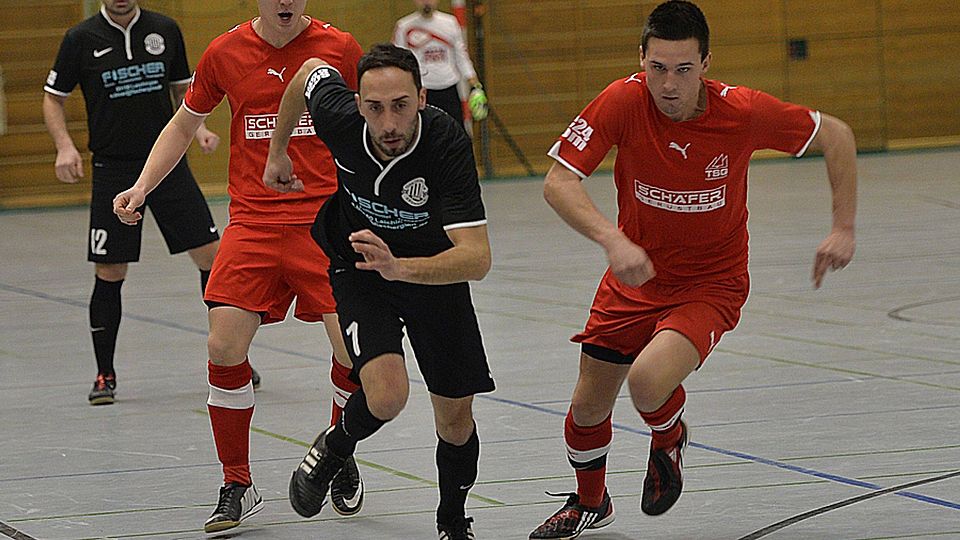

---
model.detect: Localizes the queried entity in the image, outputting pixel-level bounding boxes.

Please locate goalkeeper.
[394,0,488,125]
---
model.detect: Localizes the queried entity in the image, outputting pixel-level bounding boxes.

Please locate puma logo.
[267,67,287,82]
[669,141,690,159]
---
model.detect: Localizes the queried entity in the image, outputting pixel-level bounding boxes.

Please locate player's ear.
[418,87,427,110]
[354,93,361,111]
[701,51,711,74]
[639,45,646,70]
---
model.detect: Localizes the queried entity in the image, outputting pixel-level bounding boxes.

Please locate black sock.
[326,388,387,457]
[436,425,479,526]
[200,269,211,297]
[89,277,123,377]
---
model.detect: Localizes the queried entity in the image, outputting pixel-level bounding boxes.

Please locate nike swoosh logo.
[91,327,106,332]
[93,47,113,58]
[209,226,218,233]
[343,478,363,507]
[459,482,474,491]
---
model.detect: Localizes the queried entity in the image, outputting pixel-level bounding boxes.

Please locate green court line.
[714,347,960,392]
[193,409,504,507]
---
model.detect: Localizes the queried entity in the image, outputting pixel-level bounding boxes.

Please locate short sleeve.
[44,30,82,96]
[749,90,821,157]
[168,22,192,83]
[183,46,224,116]
[547,80,626,178]
[304,65,359,143]
[436,120,486,229]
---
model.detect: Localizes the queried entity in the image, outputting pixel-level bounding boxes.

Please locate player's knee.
[206,333,245,365]
[366,392,406,420]
[569,393,613,426]
[626,367,669,412]
[95,263,128,282]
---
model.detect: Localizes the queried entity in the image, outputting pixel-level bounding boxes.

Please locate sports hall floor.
[1,148,958,539]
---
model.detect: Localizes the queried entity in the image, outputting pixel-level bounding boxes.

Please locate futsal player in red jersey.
[113,0,365,532]
[529,2,857,538]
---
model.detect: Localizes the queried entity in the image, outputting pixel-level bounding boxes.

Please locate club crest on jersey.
[705,153,728,181]
[401,177,429,207]
[144,33,165,55]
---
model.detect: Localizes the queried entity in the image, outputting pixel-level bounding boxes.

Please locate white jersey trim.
[43,86,70,97]
[182,102,211,118]
[547,141,588,179]
[364,113,424,196]
[443,219,487,231]
[795,110,822,157]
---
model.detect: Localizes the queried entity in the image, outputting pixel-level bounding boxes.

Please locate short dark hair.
[357,43,422,91]
[641,0,710,60]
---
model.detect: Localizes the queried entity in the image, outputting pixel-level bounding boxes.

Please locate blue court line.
[6,282,960,512]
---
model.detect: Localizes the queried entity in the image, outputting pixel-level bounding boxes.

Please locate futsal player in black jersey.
[41,0,259,405]
[264,44,493,540]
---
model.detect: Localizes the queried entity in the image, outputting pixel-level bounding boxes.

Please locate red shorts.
[572,270,750,364]
[204,222,335,324]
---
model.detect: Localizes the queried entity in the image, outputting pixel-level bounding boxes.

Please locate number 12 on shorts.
[90,229,108,255]
[345,320,361,357]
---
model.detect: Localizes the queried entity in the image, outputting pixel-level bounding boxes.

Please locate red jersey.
[185,18,362,225]
[549,72,820,287]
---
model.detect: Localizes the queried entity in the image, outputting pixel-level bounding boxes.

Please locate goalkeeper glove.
[468,83,488,121]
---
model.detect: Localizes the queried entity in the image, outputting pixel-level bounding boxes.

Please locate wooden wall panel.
[784,0,880,37]
[3,0,960,206]
[882,31,960,142]
[785,37,885,148]
[881,0,960,32]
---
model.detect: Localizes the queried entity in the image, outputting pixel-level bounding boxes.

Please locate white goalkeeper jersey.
[393,10,477,90]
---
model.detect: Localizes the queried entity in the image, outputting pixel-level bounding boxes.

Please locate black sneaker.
[251,366,261,391]
[88,374,115,405]
[529,491,614,539]
[289,427,346,518]
[641,419,688,516]
[330,455,364,515]
[438,516,475,540]
[203,482,264,533]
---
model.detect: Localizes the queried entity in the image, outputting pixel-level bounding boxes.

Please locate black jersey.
[305,65,486,264]
[44,7,192,162]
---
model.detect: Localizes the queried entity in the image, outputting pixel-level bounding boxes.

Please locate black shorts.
[88,158,219,263]
[426,85,463,123]
[330,267,495,399]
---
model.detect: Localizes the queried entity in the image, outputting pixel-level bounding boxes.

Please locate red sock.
[207,359,254,486]
[330,356,359,426]
[565,410,612,508]
[640,385,686,450]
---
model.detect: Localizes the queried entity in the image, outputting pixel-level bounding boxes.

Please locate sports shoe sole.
[203,497,264,533]
[89,395,115,406]
[331,476,364,516]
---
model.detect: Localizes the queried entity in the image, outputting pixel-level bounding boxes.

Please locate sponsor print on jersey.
[705,154,728,181]
[562,115,593,151]
[47,70,58,86]
[401,177,429,207]
[244,112,315,140]
[305,67,334,97]
[101,61,166,99]
[634,180,726,213]
[144,33,165,55]
[345,185,430,230]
